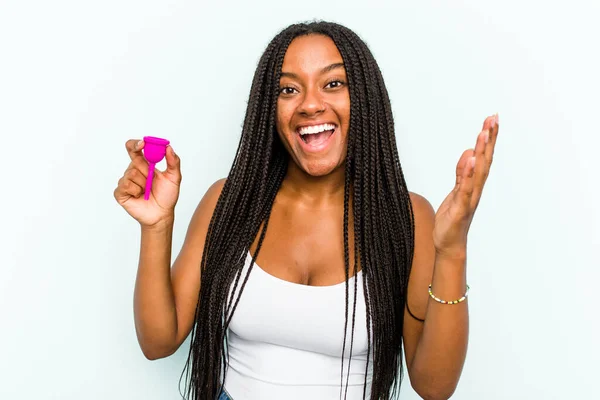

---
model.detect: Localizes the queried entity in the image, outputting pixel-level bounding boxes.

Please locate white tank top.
[223,251,373,400]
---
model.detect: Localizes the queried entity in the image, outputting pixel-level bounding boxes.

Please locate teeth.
[298,123,336,135]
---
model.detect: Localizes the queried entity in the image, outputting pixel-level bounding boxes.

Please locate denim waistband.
[218,388,232,400]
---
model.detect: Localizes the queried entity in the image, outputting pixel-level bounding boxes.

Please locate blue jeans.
[218,389,232,400]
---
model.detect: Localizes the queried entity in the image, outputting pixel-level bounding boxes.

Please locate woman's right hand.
[114,139,182,228]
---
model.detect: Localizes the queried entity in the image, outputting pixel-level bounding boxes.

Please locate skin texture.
[115,32,499,400]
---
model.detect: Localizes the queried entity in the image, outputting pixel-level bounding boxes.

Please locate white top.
[223,252,373,400]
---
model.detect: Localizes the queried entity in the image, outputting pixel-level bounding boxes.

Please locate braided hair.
[180,21,415,400]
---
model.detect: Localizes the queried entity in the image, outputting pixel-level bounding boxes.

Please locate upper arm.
[403,192,436,371]
[170,178,226,351]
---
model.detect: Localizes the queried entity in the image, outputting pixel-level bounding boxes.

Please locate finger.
[484,113,499,167]
[125,139,146,162]
[455,149,475,188]
[164,145,182,181]
[129,156,151,179]
[481,115,495,131]
[124,140,150,175]
[456,155,476,208]
[472,129,489,199]
[124,166,148,189]
[114,176,144,200]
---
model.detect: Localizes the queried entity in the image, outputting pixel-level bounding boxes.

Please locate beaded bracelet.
[428,284,470,305]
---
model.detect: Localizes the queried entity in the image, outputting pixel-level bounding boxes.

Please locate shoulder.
[187,178,227,229]
[409,191,435,224]
[206,178,227,198]
[406,191,436,311]
[409,191,436,250]
[407,191,436,264]
[200,178,227,208]
[407,191,435,262]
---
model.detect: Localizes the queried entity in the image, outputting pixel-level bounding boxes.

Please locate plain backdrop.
[1,0,598,399]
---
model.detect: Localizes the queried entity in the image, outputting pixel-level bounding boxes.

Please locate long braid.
[333,29,374,400]
[333,27,369,399]
[180,21,415,400]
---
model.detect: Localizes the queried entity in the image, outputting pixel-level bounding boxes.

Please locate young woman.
[114,21,499,400]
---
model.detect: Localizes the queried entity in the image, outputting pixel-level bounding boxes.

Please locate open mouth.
[297,123,337,148]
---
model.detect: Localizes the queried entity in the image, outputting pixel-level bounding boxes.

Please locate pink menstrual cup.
[142,136,170,200]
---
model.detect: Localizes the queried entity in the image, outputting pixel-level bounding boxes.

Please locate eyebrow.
[280,62,345,79]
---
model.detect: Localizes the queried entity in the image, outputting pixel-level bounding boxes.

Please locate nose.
[298,86,325,116]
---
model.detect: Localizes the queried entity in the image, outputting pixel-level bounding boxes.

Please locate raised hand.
[113,139,182,227]
[433,114,499,256]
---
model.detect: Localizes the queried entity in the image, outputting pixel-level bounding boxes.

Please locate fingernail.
[484,130,490,144]
[490,117,496,129]
[137,140,143,149]
[470,156,476,169]
[495,113,499,125]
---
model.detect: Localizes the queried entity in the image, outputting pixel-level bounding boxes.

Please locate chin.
[300,158,342,177]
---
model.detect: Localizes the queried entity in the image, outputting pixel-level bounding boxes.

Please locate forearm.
[133,217,178,359]
[410,251,469,398]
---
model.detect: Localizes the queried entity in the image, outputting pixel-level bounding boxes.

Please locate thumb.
[164,145,181,177]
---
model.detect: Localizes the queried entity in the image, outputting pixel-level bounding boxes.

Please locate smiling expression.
[276,34,350,177]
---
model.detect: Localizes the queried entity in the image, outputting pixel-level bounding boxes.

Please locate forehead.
[281,34,344,73]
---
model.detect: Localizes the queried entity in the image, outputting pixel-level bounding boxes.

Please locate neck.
[280,160,347,209]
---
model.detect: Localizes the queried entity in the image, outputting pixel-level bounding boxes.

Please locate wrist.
[141,214,175,233]
[435,245,467,262]
[432,249,468,297]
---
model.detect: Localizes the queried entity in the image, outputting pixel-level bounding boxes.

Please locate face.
[276,34,350,177]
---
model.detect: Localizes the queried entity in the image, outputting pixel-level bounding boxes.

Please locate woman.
[114,21,498,400]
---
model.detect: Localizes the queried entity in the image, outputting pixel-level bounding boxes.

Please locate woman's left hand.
[432,114,499,257]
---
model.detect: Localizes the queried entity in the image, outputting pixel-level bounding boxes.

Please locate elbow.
[142,349,166,361]
[411,380,458,400]
[409,368,459,400]
[141,345,175,360]
[139,339,177,361]
[135,327,179,360]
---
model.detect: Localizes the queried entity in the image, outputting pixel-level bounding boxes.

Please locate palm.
[432,115,499,253]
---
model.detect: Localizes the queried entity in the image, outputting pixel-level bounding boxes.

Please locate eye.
[279,86,298,95]
[325,80,345,89]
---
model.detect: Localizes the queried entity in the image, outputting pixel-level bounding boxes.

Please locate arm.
[402,193,468,400]
[133,178,225,360]
[403,114,499,399]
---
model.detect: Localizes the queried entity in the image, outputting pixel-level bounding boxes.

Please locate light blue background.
[1,0,598,398]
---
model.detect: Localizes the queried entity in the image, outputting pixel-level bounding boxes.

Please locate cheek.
[332,96,350,124]
[276,103,292,134]
[275,106,294,153]
[336,106,351,142]
[276,103,289,132]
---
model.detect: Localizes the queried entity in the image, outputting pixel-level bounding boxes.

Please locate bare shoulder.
[202,178,227,207]
[179,177,227,255]
[407,191,436,290]
[183,178,227,232]
[408,191,437,258]
[407,191,436,293]
[409,191,435,221]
